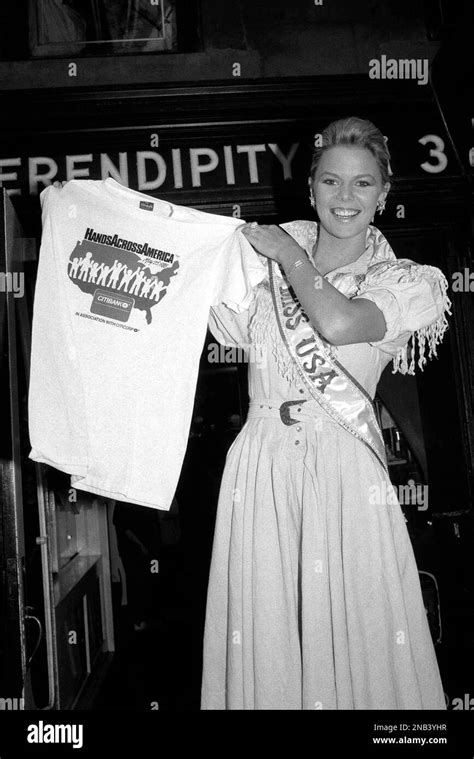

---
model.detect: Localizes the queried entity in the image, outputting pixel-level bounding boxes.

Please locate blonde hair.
[310,117,392,186]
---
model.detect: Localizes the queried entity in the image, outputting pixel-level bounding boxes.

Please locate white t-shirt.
[28,178,265,510]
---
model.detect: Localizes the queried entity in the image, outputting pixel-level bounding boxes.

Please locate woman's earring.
[376,198,386,214]
[309,190,316,209]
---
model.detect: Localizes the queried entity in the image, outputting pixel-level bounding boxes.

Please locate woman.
[201,117,450,710]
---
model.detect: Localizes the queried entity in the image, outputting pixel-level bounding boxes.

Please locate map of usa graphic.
[68,239,179,324]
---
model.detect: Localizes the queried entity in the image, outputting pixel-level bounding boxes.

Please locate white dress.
[201,222,450,710]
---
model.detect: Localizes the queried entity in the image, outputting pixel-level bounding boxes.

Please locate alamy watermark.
[27,720,83,749]
[0,696,24,709]
[0,271,24,298]
[369,479,428,511]
[207,342,267,369]
[369,55,429,86]
[451,268,474,292]
[445,692,474,710]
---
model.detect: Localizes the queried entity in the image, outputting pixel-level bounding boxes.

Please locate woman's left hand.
[240,223,304,265]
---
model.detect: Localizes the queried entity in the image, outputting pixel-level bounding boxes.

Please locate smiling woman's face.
[311,145,389,241]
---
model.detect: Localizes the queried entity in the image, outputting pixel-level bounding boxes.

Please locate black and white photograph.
[0,0,473,752]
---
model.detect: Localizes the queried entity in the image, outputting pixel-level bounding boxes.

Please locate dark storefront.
[0,0,473,727]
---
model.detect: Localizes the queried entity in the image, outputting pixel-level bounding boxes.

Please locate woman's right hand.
[52,180,68,189]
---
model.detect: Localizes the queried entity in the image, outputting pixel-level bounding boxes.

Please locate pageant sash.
[268,259,388,473]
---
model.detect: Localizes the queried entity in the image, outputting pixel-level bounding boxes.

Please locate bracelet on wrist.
[285,257,314,279]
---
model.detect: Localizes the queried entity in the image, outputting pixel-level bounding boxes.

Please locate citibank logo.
[91,288,134,322]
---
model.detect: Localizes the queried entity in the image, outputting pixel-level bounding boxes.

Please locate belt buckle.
[279,400,307,426]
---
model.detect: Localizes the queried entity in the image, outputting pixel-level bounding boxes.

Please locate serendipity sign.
[0,102,459,202]
[0,139,302,198]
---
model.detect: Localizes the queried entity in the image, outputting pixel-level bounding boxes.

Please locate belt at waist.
[247,397,332,427]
